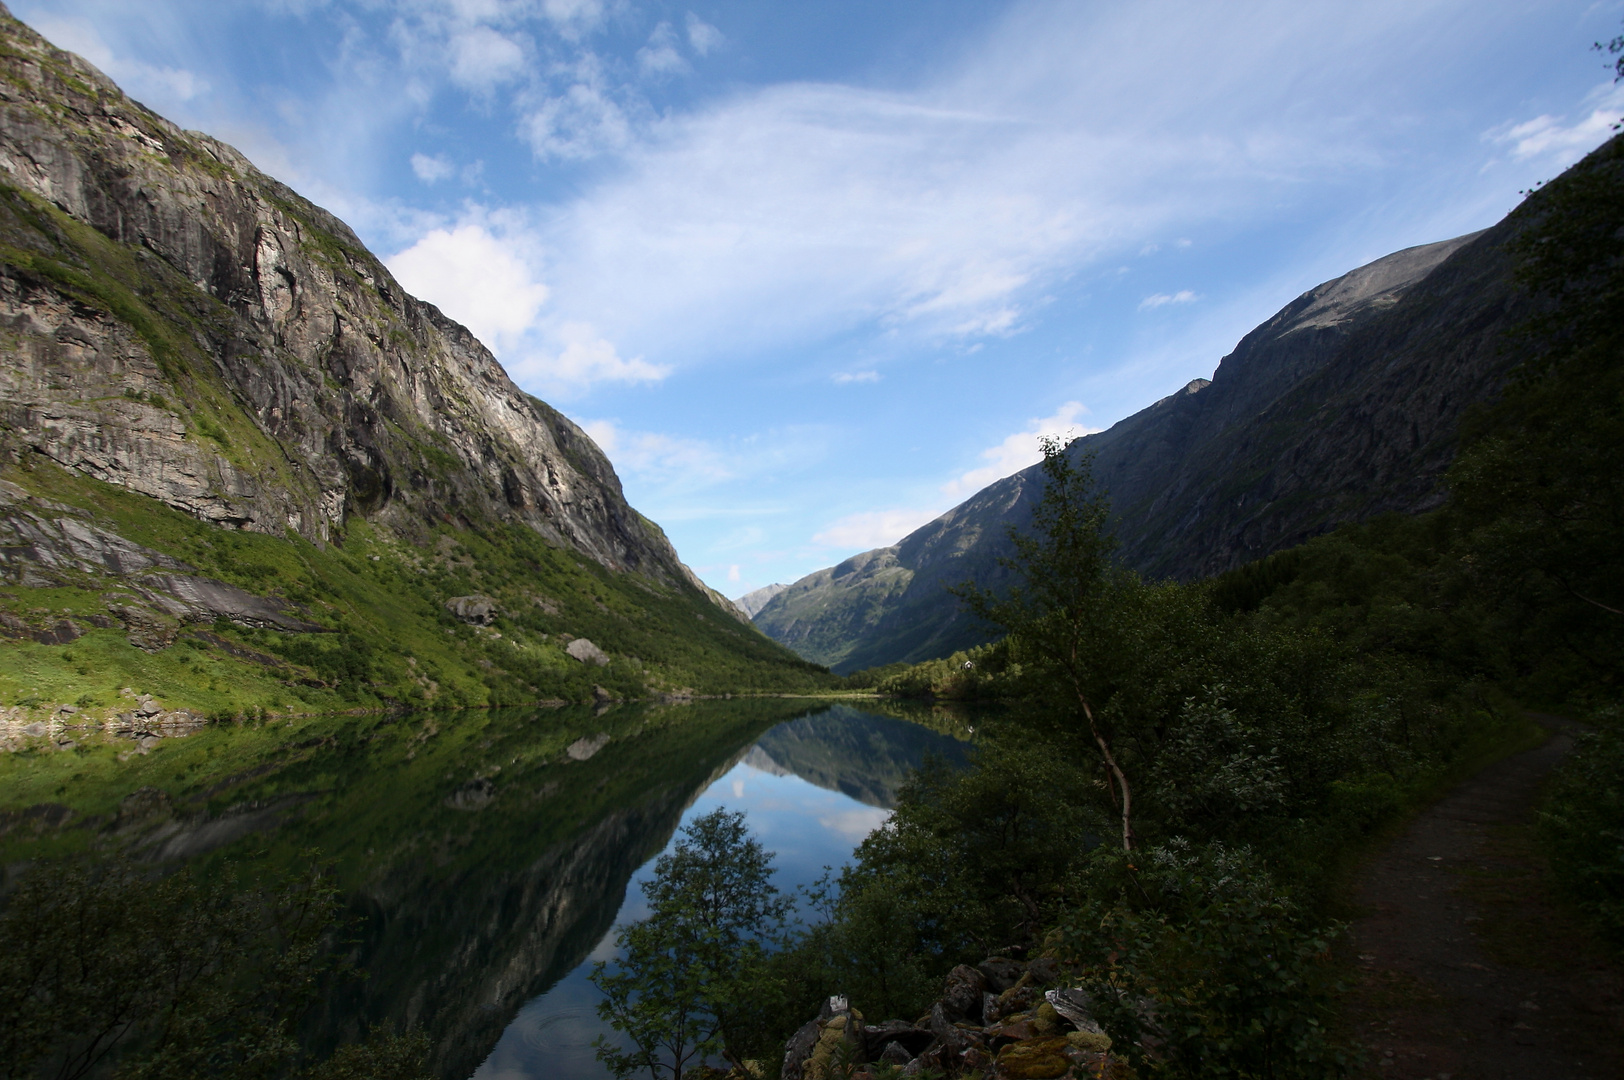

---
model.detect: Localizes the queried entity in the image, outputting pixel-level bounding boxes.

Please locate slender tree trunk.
[1078,695,1134,852]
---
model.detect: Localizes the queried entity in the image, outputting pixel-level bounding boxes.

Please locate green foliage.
[1540,716,1624,944]
[592,809,793,1079]
[0,856,425,1080]
[1056,842,1351,1080]
[0,459,832,720]
[1447,134,1624,702]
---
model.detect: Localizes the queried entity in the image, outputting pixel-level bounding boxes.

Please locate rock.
[1026,957,1061,984]
[1066,1028,1112,1053]
[592,684,615,703]
[1045,988,1105,1035]
[445,777,495,810]
[941,963,988,1021]
[565,637,609,665]
[861,1021,933,1061]
[983,991,1003,1025]
[996,1036,1071,1079]
[21,723,45,736]
[877,1040,911,1066]
[781,1018,822,1080]
[446,595,498,625]
[927,1002,969,1055]
[565,733,610,761]
[1032,1001,1064,1037]
[978,957,1025,992]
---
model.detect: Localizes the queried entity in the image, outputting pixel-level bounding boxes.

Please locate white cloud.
[1138,290,1198,311]
[685,12,723,56]
[581,419,731,486]
[812,507,942,549]
[447,25,525,90]
[1486,81,1624,168]
[832,370,880,384]
[410,152,455,182]
[638,22,688,77]
[727,564,741,583]
[385,222,550,350]
[518,54,633,160]
[940,402,1096,498]
[29,16,207,101]
[525,322,669,390]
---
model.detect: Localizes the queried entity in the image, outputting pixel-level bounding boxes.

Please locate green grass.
[0,456,833,720]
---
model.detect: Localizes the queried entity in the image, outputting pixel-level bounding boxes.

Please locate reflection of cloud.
[819,806,892,841]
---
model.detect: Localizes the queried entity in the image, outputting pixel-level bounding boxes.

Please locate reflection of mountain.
[748,706,972,809]
[243,699,822,1079]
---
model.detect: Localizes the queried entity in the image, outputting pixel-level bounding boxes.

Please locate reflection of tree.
[274,700,823,1078]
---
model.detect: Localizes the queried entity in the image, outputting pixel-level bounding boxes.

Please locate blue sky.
[15,0,1624,597]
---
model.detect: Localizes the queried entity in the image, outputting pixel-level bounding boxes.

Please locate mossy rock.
[996,1036,1071,1079]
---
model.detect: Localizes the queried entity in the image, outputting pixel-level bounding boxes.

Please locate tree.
[592,808,791,1079]
[957,437,1148,850]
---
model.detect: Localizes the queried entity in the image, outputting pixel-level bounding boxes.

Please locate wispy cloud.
[812,507,941,549]
[581,420,734,487]
[1486,81,1624,168]
[940,402,1097,498]
[1138,289,1198,311]
[410,151,455,182]
[832,370,880,384]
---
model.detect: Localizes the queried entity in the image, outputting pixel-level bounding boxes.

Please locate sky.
[13,0,1624,598]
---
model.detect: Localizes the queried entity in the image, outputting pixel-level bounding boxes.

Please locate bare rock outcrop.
[0,4,741,619]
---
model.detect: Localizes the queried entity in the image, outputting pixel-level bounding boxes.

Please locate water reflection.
[469,705,970,1080]
[7,697,972,1079]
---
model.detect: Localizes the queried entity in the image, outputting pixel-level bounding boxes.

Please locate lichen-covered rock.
[996,1036,1071,1079]
[781,958,1129,1079]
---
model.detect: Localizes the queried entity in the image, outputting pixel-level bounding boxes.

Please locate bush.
[1540,717,1624,943]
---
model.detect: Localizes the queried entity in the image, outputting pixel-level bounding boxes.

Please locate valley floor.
[1343,717,1623,1079]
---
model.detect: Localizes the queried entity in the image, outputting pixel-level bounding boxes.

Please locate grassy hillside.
[0,457,832,727]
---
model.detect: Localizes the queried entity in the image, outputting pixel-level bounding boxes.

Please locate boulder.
[446,595,499,625]
[978,956,1025,992]
[996,1036,1071,1079]
[565,637,609,665]
[941,963,988,1020]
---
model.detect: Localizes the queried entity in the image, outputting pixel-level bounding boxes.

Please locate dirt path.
[1345,722,1624,1079]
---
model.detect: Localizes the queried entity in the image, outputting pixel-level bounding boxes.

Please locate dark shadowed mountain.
[755,218,1543,673]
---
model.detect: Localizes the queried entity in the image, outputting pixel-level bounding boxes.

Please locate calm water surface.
[467,704,970,1080]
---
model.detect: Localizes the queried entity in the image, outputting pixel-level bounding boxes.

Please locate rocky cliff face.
[0,4,720,599]
[755,219,1540,672]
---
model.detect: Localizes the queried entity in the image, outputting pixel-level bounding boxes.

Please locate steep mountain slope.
[756,216,1541,672]
[0,6,824,719]
[734,582,789,618]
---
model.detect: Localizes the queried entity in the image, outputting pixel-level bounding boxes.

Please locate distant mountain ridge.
[754,221,1538,673]
[734,583,789,618]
